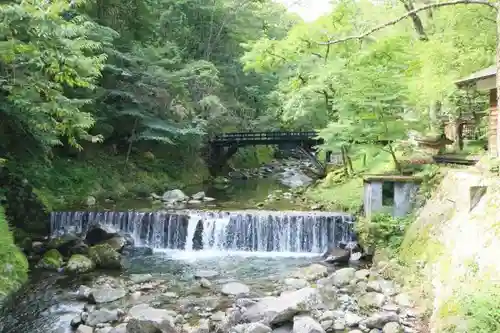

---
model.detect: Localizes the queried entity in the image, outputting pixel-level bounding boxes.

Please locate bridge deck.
[210,131,321,145]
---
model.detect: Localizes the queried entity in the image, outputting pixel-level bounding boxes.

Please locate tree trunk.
[387,143,402,174]
[125,118,138,167]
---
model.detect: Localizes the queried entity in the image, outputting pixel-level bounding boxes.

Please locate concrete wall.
[393,182,419,217]
[363,180,419,218]
[363,181,383,218]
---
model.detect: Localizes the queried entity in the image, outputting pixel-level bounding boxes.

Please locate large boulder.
[162,189,188,203]
[101,236,128,253]
[291,264,328,281]
[322,247,350,264]
[66,254,95,274]
[293,315,325,333]
[89,286,127,304]
[126,304,176,333]
[37,249,63,270]
[47,234,81,257]
[242,287,321,325]
[86,308,121,326]
[88,244,123,270]
[85,225,116,246]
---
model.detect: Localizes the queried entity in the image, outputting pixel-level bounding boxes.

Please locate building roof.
[455,65,496,87]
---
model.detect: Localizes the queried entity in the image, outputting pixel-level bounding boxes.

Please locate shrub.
[0,206,28,298]
[356,213,413,252]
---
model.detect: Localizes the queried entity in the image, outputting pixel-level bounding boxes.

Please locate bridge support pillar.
[326,150,332,163]
[206,144,239,177]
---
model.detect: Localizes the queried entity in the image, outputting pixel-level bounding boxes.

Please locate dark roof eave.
[455,65,496,88]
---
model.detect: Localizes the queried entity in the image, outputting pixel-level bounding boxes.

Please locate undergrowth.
[0,207,28,299]
[356,213,413,254]
[440,282,500,333]
[7,144,274,210]
[8,149,208,210]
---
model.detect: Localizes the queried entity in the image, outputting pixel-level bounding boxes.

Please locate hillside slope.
[400,167,500,332]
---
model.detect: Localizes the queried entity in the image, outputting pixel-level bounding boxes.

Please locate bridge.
[205,131,331,176]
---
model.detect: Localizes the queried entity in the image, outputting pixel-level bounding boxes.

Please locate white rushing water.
[50,210,355,254]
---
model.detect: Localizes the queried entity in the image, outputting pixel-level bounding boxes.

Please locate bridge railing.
[210,131,320,142]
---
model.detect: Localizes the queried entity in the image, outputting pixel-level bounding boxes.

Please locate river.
[0,172,356,333]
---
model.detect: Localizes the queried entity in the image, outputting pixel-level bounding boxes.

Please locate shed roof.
[455,65,496,87]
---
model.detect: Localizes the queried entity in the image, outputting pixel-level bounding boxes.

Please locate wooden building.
[455,65,498,156]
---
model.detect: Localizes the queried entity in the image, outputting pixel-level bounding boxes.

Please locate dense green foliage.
[0,207,28,298]
[356,213,413,252]
[242,0,493,172]
[0,0,297,207]
[448,284,500,333]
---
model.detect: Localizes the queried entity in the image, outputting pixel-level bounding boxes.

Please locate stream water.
[0,176,356,333]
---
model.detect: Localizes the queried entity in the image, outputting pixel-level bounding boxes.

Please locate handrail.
[211,131,320,142]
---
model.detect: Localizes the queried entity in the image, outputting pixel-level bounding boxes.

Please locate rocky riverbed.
[7,257,423,333]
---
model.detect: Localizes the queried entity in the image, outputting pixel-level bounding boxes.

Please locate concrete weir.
[50,210,355,253]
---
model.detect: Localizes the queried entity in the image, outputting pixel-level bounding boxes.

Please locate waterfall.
[50,210,355,253]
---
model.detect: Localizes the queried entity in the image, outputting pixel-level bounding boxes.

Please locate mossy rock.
[88,244,123,270]
[38,248,63,270]
[47,234,81,256]
[66,254,95,274]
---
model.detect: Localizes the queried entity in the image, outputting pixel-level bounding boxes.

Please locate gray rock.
[199,278,212,289]
[231,323,272,333]
[126,304,176,333]
[383,322,402,333]
[394,293,413,308]
[86,309,120,326]
[95,328,113,333]
[360,312,399,329]
[221,282,250,296]
[76,325,93,333]
[188,200,202,204]
[367,280,398,296]
[77,285,92,300]
[322,248,350,264]
[293,315,325,333]
[354,269,370,280]
[345,312,363,327]
[193,319,210,333]
[162,189,188,203]
[191,192,205,200]
[284,278,309,290]
[129,274,153,284]
[194,270,219,279]
[333,318,346,331]
[347,331,363,333]
[242,287,321,325]
[382,304,399,313]
[66,254,95,273]
[320,320,332,331]
[358,292,386,309]
[89,287,127,304]
[332,268,356,287]
[366,280,383,293]
[291,264,328,281]
[88,244,123,270]
[211,311,226,322]
[271,324,293,333]
[71,315,82,328]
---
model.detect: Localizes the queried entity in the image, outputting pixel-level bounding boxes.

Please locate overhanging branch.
[319,0,497,45]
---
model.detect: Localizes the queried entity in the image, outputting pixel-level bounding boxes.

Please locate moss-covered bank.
[0,207,28,299]
[6,145,273,211]
[395,166,500,332]
[357,161,500,333]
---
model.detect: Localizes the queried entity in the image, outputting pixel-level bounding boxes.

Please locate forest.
[0,0,496,209]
